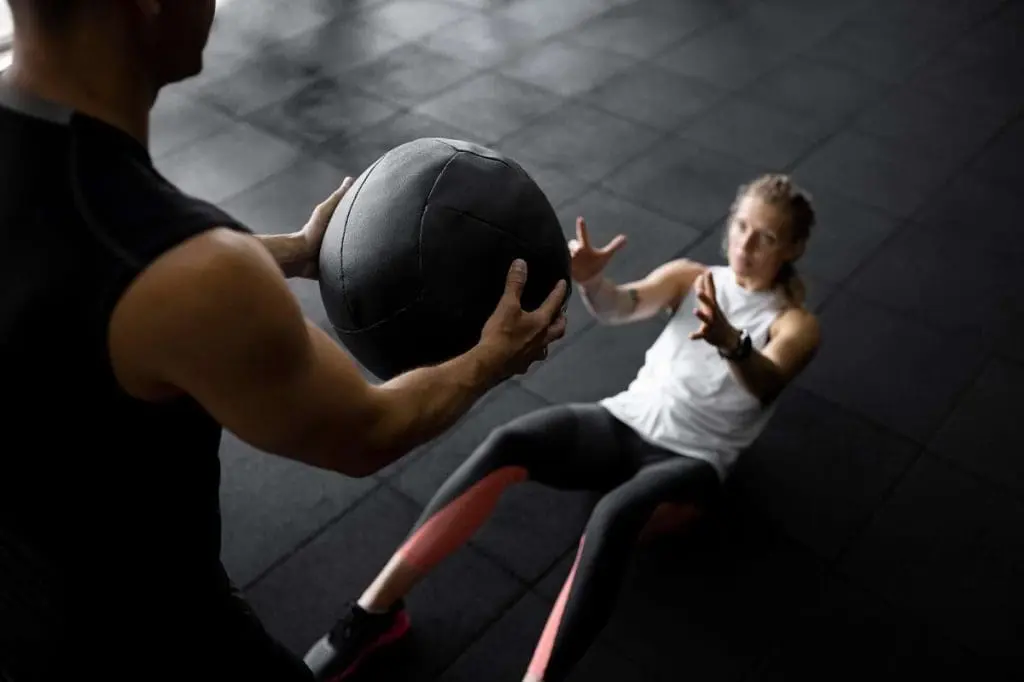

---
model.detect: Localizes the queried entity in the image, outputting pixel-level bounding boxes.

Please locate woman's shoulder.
[771,304,820,344]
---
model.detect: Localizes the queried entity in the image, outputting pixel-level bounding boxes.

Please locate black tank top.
[0,78,251,673]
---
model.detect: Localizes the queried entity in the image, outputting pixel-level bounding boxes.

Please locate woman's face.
[726,194,801,284]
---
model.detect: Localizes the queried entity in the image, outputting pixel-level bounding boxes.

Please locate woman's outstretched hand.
[689,271,740,350]
[567,216,627,285]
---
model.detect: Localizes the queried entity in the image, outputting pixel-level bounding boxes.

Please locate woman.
[303,173,822,682]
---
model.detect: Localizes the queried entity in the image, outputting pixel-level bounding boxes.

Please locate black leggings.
[394,403,721,682]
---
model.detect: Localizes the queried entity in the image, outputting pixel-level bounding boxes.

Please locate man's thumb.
[504,259,528,300]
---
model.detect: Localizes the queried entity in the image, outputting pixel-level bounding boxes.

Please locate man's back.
[0,78,248,677]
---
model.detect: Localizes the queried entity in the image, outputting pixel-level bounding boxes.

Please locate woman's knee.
[475,405,577,469]
[585,485,710,545]
[638,502,705,543]
[473,423,533,471]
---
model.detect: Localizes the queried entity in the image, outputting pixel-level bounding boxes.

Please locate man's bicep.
[187,316,384,472]
[110,229,383,473]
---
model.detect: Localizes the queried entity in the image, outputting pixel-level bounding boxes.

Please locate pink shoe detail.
[329,611,411,681]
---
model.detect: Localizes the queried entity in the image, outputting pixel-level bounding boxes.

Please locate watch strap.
[719,329,752,361]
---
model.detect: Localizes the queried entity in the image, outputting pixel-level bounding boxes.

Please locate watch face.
[722,329,751,360]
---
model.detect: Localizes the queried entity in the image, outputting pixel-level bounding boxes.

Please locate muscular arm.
[724,308,821,405]
[108,228,505,478]
[255,233,309,279]
[580,259,705,325]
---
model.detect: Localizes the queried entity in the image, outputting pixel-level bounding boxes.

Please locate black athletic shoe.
[303,600,411,681]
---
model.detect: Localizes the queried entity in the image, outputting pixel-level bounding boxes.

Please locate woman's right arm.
[580,258,706,325]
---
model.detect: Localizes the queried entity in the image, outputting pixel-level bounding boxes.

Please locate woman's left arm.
[723,309,821,405]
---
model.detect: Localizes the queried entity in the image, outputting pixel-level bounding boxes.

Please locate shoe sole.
[326,611,412,682]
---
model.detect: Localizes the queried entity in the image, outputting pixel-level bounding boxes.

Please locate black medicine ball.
[318,137,571,381]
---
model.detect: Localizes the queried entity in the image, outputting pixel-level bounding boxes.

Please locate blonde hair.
[722,173,816,306]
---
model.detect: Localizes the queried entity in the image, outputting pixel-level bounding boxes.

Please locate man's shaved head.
[7,0,86,30]
[4,0,218,89]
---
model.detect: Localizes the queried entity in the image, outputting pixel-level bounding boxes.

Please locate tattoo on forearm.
[581,277,639,322]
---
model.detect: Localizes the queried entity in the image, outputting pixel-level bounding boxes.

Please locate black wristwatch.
[719,328,752,361]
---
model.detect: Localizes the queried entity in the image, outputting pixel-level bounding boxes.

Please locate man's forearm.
[580,276,639,324]
[257,233,308,278]
[365,344,504,468]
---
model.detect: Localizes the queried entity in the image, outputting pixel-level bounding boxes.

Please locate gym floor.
[148,0,1024,679]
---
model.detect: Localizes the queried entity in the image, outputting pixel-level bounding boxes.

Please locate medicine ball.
[318,137,571,381]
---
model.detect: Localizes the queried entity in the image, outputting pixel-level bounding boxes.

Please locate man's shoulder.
[107,225,299,401]
[69,137,252,271]
[131,226,270,295]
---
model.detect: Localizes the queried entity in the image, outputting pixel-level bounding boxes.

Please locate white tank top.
[600,265,787,481]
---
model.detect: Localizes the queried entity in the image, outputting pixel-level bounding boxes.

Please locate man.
[0,1,566,679]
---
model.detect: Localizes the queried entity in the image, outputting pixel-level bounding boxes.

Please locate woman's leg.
[360,403,636,611]
[304,403,637,680]
[525,454,720,682]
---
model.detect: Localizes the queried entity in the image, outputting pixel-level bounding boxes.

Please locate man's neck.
[3,34,155,145]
